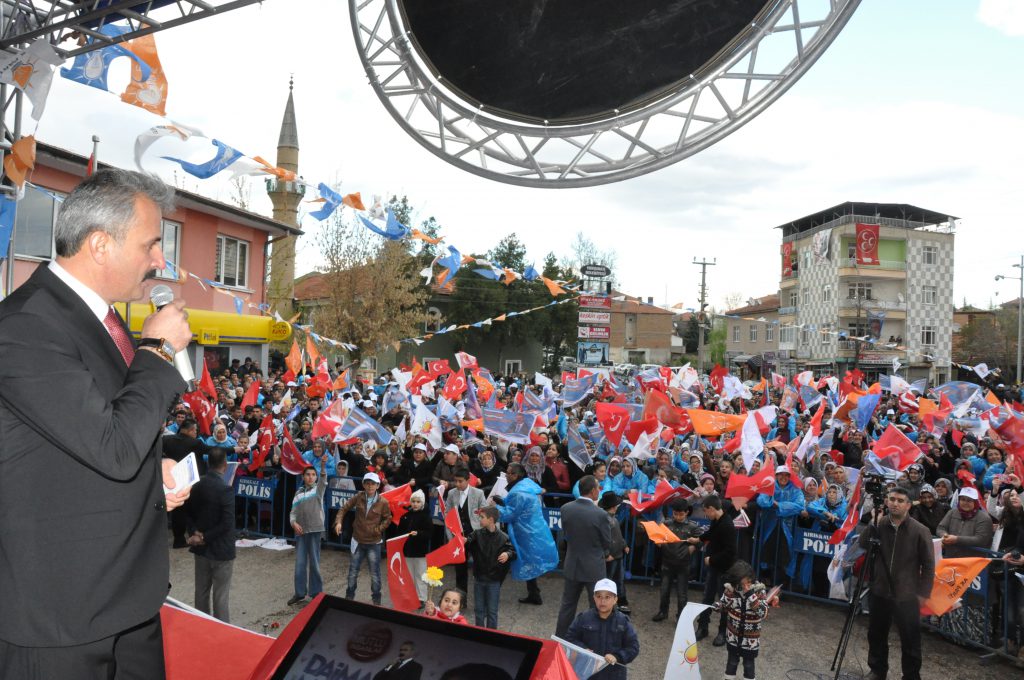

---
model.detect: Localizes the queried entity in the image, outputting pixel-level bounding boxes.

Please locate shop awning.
[115,302,292,345]
[732,354,754,364]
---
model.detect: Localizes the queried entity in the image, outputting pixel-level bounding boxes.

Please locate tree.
[566,232,617,287]
[681,314,700,353]
[957,307,1018,372]
[707,318,727,366]
[489,233,528,271]
[311,210,427,360]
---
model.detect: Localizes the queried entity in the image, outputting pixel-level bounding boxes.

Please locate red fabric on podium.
[244,594,326,680]
[161,605,273,680]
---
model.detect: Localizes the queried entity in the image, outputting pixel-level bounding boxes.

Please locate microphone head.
[150,284,175,308]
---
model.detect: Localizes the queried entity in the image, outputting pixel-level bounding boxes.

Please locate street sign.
[578,326,610,340]
[581,263,611,278]
[578,295,612,310]
[578,311,611,324]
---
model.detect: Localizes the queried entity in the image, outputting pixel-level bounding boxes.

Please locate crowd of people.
[163,353,1024,678]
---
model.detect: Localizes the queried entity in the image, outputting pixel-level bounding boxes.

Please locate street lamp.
[995,253,1023,385]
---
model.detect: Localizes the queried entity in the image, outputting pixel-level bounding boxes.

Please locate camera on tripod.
[862,471,888,509]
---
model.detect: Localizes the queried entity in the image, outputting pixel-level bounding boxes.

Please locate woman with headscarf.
[398,489,434,606]
[910,484,946,536]
[903,463,926,501]
[611,458,649,498]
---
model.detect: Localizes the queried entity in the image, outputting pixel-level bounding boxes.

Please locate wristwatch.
[138,337,175,363]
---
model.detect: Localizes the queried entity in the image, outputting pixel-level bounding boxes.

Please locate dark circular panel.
[398,0,774,124]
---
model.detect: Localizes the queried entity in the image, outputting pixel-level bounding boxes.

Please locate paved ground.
[169,536,1020,679]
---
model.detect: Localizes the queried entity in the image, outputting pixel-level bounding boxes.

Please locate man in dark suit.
[373,641,423,680]
[163,418,233,547]
[186,448,236,623]
[0,169,192,679]
[555,474,612,637]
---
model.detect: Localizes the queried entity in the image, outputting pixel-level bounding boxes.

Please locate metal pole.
[1017,255,1023,385]
[693,257,716,373]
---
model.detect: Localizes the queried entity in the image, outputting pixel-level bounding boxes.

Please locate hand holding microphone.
[143,285,195,388]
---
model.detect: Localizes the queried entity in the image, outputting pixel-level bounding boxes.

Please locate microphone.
[150,284,197,391]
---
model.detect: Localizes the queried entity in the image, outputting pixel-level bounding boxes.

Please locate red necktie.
[103,307,135,366]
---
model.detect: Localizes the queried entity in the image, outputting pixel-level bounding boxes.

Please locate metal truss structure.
[1,1,262,293]
[350,0,862,188]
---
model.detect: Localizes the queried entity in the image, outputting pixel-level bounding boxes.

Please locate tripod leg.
[831,541,874,678]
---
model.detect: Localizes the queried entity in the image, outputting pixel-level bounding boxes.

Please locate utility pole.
[694,257,716,373]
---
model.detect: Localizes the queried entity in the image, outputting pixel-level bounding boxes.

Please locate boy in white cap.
[563,578,639,679]
[334,471,392,604]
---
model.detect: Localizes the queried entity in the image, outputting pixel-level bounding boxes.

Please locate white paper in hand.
[163,452,200,494]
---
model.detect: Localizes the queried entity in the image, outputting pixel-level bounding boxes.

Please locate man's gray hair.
[55,168,175,257]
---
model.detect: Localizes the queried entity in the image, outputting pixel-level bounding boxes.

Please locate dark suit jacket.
[560,496,612,582]
[185,471,236,561]
[373,659,423,680]
[0,265,184,646]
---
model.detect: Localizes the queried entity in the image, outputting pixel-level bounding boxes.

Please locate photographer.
[858,486,934,680]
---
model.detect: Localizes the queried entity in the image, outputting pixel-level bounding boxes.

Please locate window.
[780,326,795,344]
[923,245,937,265]
[923,285,937,305]
[749,325,757,342]
[802,289,810,305]
[360,357,378,372]
[765,325,775,342]
[921,325,936,346]
[732,325,740,342]
[215,235,249,288]
[157,220,180,280]
[800,328,810,345]
[847,241,856,259]
[13,186,62,259]
[848,282,873,300]
[789,292,798,307]
[848,321,869,337]
[425,306,443,333]
[821,325,832,344]
[823,285,832,302]
[504,360,522,375]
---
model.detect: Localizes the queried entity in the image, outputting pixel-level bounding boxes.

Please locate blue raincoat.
[756,479,805,577]
[497,477,558,581]
[797,492,849,588]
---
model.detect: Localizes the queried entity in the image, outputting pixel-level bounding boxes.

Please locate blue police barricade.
[234,474,278,537]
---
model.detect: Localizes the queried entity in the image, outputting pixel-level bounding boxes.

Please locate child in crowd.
[598,491,630,614]
[652,499,702,622]
[288,456,327,606]
[564,578,639,679]
[397,490,433,606]
[711,560,779,680]
[423,587,469,625]
[465,506,516,629]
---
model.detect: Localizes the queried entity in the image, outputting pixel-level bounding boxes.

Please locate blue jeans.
[474,580,502,629]
[346,542,382,603]
[294,532,323,598]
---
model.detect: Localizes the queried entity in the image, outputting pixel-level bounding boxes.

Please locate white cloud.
[977,0,1024,37]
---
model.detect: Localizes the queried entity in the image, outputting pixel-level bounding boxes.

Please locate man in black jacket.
[859,486,935,680]
[186,448,237,623]
[162,418,232,547]
[466,506,516,629]
[696,494,737,645]
[555,475,612,637]
[373,641,423,680]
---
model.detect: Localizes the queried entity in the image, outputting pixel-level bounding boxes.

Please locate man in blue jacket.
[495,463,558,605]
[564,578,639,679]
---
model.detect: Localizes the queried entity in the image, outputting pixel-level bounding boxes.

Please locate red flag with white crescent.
[280,428,307,476]
[426,508,466,567]
[386,534,422,613]
[725,459,776,500]
[855,223,880,266]
[248,414,276,474]
[829,477,863,545]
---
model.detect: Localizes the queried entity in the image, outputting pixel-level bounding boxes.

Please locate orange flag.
[410,229,443,245]
[285,340,303,377]
[917,397,938,417]
[541,276,567,296]
[501,268,517,286]
[305,334,322,368]
[921,557,991,616]
[121,34,168,115]
[332,369,351,392]
[985,390,1001,406]
[342,192,365,210]
[753,377,767,393]
[640,521,681,544]
[461,418,483,432]
[685,409,746,436]
[3,135,35,188]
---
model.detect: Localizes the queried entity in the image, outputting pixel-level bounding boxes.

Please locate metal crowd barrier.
[230,474,1022,663]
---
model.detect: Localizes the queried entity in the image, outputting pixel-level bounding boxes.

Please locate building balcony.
[835,338,902,357]
[265,179,306,196]
[780,272,799,289]
[837,297,907,320]
[837,258,906,280]
[778,306,796,316]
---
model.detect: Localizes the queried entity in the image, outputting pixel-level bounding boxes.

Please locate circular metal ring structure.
[349,0,862,188]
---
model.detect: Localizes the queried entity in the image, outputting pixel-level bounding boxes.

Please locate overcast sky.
[37,0,1024,311]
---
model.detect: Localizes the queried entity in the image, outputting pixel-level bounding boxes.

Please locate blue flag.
[523,264,540,281]
[436,245,462,277]
[309,183,343,221]
[163,139,244,179]
[463,378,483,420]
[854,393,881,431]
[482,407,537,445]
[933,381,981,408]
[567,426,591,471]
[338,406,394,445]
[559,374,597,406]
[60,24,151,91]
[358,208,410,240]
[0,195,15,260]
[473,267,501,280]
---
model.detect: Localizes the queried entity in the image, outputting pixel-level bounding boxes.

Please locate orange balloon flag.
[920,557,991,617]
[685,409,746,436]
[284,340,303,377]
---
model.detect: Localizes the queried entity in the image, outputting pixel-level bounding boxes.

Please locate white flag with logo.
[664,602,712,680]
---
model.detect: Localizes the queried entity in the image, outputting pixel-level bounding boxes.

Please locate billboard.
[578,310,611,324]
[576,341,610,365]
[578,295,612,309]
[578,325,610,340]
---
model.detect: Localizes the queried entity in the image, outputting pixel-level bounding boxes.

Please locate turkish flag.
[828,477,862,545]
[454,351,478,371]
[709,364,729,394]
[280,428,306,475]
[407,367,434,396]
[725,459,776,500]
[855,223,880,265]
[381,483,412,526]
[239,380,260,411]
[596,402,630,447]
[426,508,466,567]
[624,417,659,446]
[248,414,276,473]
[428,359,452,378]
[182,390,216,436]
[386,534,422,613]
[561,371,576,384]
[782,242,793,276]
[312,358,332,389]
[443,372,468,401]
[626,480,692,516]
[872,424,921,471]
[312,398,346,440]
[199,358,218,400]
[285,341,303,377]
[643,389,687,429]
[785,448,803,489]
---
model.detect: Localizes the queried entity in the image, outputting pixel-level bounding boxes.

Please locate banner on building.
[855,223,880,266]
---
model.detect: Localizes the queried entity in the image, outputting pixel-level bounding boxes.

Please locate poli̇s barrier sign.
[235,476,276,500]
[794,529,842,558]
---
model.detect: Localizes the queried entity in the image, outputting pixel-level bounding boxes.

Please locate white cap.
[886,409,895,415]
[959,486,979,501]
[362,472,381,484]
[362,400,375,409]
[444,443,460,454]
[776,465,791,475]
[413,443,427,451]
[594,578,617,595]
